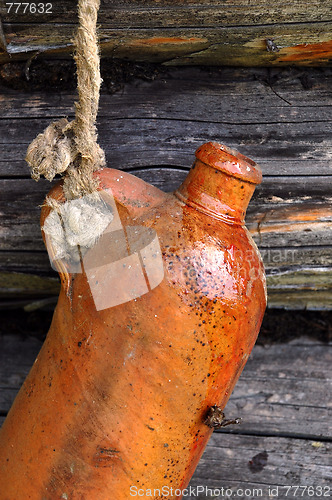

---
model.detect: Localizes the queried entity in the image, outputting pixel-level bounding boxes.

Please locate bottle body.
[0,143,266,499]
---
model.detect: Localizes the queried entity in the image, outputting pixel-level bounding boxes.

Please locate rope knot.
[26,0,105,200]
[26,118,75,182]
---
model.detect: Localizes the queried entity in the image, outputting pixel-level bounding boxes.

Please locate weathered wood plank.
[0,271,59,298]
[266,270,332,309]
[2,23,332,66]
[0,334,42,389]
[1,117,332,178]
[267,290,332,310]
[0,251,52,273]
[1,66,332,121]
[225,340,332,438]
[3,0,332,26]
[188,434,331,499]
[2,87,332,125]
[0,333,43,416]
[0,335,331,439]
[267,269,332,293]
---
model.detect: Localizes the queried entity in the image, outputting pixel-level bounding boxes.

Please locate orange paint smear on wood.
[288,207,332,223]
[252,221,331,235]
[251,204,332,223]
[277,39,332,63]
[250,205,332,235]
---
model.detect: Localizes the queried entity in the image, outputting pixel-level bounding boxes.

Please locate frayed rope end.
[43,192,114,263]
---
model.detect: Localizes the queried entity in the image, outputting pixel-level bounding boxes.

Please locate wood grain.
[3,0,332,26]
[1,66,332,177]
[188,434,331,499]
[0,271,59,298]
[2,1,332,65]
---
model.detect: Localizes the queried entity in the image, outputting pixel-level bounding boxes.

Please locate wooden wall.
[0,62,331,309]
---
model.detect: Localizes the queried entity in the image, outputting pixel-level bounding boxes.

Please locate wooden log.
[3,24,332,67]
[1,1,332,65]
[0,271,59,298]
[267,290,332,310]
[3,0,332,27]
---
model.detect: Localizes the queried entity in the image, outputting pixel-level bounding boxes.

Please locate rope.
[26,0,105,200]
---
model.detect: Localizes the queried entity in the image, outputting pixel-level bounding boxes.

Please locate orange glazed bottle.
[0,142,266,500]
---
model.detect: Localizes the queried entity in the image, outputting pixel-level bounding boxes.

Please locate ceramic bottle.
[0,142,266,500]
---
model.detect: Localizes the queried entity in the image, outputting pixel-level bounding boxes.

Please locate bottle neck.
[175,159,257,225]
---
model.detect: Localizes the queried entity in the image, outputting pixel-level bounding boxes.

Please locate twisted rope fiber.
[26,0,105,200]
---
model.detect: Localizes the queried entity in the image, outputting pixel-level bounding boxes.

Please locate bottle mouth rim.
[195,142,262,185]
